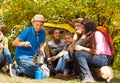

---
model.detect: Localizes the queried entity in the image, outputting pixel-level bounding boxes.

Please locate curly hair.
[81,18,97,56]
[48,28,63,34]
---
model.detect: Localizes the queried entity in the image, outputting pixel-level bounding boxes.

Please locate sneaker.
[82,77,96,83]
[9,64,17,77]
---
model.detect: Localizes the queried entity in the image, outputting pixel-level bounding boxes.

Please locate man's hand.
[41,65,50,72]
[24,41,31,47]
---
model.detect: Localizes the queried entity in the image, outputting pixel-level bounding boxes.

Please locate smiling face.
[64,34,73,46]
[74,22,85,35]
[52,29,61,40]
[32,21,44,32]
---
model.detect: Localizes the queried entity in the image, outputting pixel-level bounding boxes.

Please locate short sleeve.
[18,28,29,41]
[2,37,8,45]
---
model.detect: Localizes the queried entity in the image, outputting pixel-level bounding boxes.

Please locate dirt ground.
[0,71,120,83]
[0,72,78,83]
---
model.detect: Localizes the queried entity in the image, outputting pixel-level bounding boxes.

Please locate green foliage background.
[0,0,120,72]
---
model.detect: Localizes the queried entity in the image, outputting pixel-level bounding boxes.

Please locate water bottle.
[35,67,43,80]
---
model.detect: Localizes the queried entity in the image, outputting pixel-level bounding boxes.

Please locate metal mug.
[34,54,44,65]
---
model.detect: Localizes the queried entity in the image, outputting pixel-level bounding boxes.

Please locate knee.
[3,49,11,55]
[74,51,81,57]
[64,51,69,55]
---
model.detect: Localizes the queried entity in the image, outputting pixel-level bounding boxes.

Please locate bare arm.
[51,49,66,61]
[39,43,46,56]
[75,45,90,52]
[12,38,31,47]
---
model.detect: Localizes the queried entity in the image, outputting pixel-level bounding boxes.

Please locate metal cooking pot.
[33,54,44,65]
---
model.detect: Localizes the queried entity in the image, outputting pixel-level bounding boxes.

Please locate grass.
[0,72,120,83]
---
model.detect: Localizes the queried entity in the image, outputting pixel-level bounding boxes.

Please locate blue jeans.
[0,52,6,69]
[0,52,4,63]
[74,51,109,79]
[0,48,12,67]
[16,57,49,78]
[55,51,69,71]
[3,48,13,64]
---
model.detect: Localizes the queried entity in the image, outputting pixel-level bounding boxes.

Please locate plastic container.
[35,67,43,80]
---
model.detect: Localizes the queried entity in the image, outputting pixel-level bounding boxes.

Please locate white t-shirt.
[48,39,65,56]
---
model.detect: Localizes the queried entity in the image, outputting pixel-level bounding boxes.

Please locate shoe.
[82,77,96,83]
[9,64,17,77]
[69,72,75,77]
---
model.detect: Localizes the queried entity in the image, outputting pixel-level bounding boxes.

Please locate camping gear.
[33,53,44,65]
[35,67,43,80]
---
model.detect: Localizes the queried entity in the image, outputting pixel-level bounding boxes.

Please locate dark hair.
[81,18,97,56]
[81,18,97,33]
[48,28,63,34]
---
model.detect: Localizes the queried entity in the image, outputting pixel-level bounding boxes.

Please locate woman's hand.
[75,44,91,52]
[73,33,78,41]
[75,45,84,51]
[51,56,57,61]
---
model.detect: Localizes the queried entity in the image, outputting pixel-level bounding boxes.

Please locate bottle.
[35,67,43,80]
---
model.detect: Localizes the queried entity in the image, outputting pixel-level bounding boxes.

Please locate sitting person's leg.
[0,52,6,69]
[16,58,37,78]
[55,51,69,71]
[90,54,109,68]
[11,57,50,78]
[3,48,14,76]
[55,56,64,71]
[50,54,59,69]
[0,52,5,64]
[74,51,95,82]
[3,48,13,64]
[89,54,113,82]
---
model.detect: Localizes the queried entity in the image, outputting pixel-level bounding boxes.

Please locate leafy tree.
[1,0,120,71]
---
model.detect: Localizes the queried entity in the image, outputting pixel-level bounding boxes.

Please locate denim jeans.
[16,57,49,78]
[0,48,12,69]
[3,48,13,64]
[0,51,6,69]
[0,52,4,63]
[74,51,109,79]
[55,51,69,71]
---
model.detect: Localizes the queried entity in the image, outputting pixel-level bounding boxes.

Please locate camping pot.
[33,54,44,65]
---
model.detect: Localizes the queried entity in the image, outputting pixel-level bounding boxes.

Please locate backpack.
[97,26,115,55]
